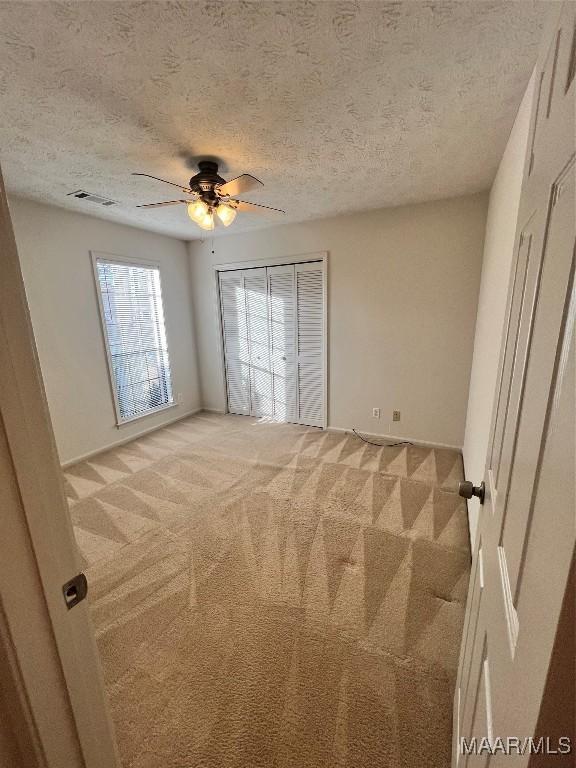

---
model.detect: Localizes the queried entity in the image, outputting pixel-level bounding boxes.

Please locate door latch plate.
[62,573,88,609]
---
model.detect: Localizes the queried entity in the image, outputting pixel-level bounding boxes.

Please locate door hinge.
[62,573,88,609]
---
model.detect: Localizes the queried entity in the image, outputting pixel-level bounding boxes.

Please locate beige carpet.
[64,412,471,768]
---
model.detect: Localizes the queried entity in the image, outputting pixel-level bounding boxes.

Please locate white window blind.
[94,257,173,423]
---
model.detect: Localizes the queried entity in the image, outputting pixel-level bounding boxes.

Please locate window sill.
[115,400,178,428]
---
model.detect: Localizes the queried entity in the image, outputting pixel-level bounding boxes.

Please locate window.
[93,254,174,424]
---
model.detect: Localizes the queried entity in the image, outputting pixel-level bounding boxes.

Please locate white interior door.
[454,4,575,764]
[0,167,119,766]
[219,269,251,415]
[219,259,326,428]
[295,261,325,428]
[244,267,273,418]
[268,264,297,422]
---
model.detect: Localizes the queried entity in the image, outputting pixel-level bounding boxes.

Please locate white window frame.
[91,251,176,426]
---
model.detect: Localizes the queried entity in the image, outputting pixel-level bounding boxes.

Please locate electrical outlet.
[177,392,183,404]
[372,407,380,419]
[393,410,401,422]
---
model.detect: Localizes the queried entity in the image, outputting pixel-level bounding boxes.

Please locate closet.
[218,259,325,428]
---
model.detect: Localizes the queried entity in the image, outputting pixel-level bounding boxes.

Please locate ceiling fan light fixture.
[216,203,237,227]
[196,209,215,231]
[187,199,209,224]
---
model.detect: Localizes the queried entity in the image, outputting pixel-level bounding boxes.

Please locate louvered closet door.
[219,270,251,415]
[244,268,273,418]
[295,262,324,427]
[267,264,297,422]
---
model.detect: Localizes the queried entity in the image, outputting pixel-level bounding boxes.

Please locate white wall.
[9,197,201,465]
[189,193,487,449]
[463,77,534,547]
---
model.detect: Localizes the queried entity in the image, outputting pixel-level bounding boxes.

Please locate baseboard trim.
[61,408,203,468]
[326,426,462,453]
[61,411,462,468]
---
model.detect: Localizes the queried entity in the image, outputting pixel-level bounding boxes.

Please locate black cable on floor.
[351,427,413,448]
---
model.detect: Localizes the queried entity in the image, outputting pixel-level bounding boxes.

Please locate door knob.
[458,480,485,504]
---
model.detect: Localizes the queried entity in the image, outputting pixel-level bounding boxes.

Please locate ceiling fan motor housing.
[189,161,227,206]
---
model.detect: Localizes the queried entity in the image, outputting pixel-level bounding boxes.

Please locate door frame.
[212,251,329,428]
[0,168,120,767]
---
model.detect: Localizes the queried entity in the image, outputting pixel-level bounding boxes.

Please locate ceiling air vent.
[67,190,118,207]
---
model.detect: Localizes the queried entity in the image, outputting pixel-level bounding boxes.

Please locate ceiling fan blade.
[136,199,189,208]
[132,173,193,194]
[218,174,264,197]
[234,199,285,214]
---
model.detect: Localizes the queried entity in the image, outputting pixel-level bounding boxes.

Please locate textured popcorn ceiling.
[0,1,548,240]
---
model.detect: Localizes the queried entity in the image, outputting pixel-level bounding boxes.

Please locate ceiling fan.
[133,161,285,230]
